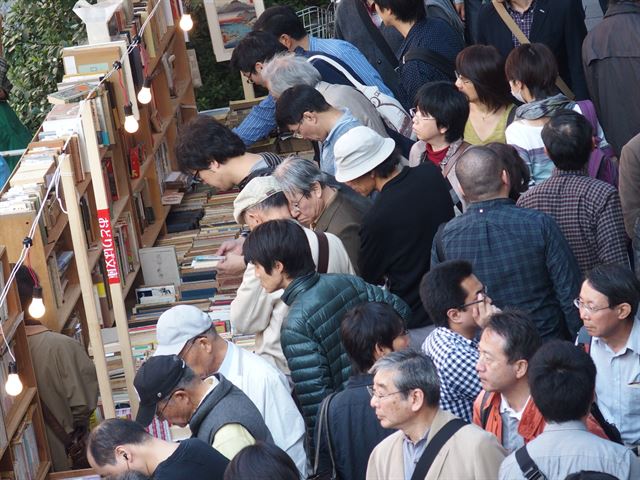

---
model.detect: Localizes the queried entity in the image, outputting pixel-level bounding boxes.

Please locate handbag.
[491,0,575,100]
[307,393,337,480]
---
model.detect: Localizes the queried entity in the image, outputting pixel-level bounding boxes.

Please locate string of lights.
[0,0,194,396]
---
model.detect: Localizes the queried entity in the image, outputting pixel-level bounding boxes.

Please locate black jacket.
[315,374,393,480]
[476,0,589,100]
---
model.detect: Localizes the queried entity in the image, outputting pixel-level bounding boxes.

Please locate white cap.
[154,305,212,356]
[334,126,396,183]
[233,176,283,224]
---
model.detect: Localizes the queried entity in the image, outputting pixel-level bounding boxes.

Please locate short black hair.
[529,340,596,423]
[414,81,469,143]
[341,302,406,374]
[484,310,542,364]
[253,6,307,40]
[175,116,246,173]
[455,45,512,113]
[373,148,402,178]
[372,0,425,22]
[243,219,316,278]
[542,110,594,171]
[505,43,559,100]
[485,142,530,201]
[585,264,640,319]
[275,85,332,130]
[223,442,299,480]
[15,265,35,312]
[420,260,473,328]
[88,419,150,466]
[230,31,288,73]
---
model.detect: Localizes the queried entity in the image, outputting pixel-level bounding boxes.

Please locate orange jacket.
[472,390,608,445]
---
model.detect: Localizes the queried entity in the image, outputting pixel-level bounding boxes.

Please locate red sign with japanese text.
[97,209,120,285]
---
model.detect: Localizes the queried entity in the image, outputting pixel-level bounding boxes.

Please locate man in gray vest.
[134,355,273,460]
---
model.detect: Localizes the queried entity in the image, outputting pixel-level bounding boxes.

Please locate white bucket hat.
[334,126,396,183]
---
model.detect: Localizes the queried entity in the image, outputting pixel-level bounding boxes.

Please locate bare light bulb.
[137,78,152,104]
[124,103,139,133]
[179,13,193,31]
[5,362,23,397]
[28,286,45,319]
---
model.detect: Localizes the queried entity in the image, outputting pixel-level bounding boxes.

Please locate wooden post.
[59,153,116,418]
[80,100,139,414]
[241,72,256,101]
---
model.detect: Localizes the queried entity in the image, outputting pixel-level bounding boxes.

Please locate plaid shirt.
[422,327,480,421]
[517,170,629,275]
[506,0,537,47]
[432,198,582,339]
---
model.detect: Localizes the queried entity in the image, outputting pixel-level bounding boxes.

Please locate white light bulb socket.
[180,13,193,31]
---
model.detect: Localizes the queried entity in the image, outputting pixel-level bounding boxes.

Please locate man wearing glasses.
[576,264,640,451]
[366,350,505,480]
[420,260,499,421]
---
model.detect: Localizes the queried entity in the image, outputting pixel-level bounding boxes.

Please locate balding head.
[455,146,509,203]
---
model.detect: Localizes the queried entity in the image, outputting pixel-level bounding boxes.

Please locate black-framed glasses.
[157,389,178,421]
[191,170,202,184]
[292,120,305,139]
[366,385,407,400]
[573,298,611,314]
[242,71,254,85]
[459,286,488,310]
[290,191,305,212]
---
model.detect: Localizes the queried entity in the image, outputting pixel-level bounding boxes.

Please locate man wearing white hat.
[334,126,454,347]
[154,304,307,475]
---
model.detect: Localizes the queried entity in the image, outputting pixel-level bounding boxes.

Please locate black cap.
[134,355,186,426]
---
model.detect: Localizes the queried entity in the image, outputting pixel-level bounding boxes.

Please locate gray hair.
[273,156,332,198]
[261,52,322,97]
[370,350,440,407]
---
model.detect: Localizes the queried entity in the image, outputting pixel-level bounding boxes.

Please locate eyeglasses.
[191,170,202,184]
[573,298,611,314]
[292,120,305,139]
[459,286,488,310]
[366,386,407,400]
[157,389,178,421]
[242,71,255,85]
[290,191,305,212]
[455,71,472,84]
[409,108,435,121]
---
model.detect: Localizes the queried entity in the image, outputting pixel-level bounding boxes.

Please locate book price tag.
[98,209,121,285]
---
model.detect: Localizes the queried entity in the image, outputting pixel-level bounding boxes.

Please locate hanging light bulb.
[179,13,193,31]
[137,77,152,104]
[124,103,139,133]
[28,286,45,319]
[5,362,23,397]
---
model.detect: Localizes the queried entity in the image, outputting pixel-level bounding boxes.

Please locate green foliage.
[2,0,89,132]
[190,0,330,111]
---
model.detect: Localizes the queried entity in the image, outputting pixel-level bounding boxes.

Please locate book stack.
[8,406,41,480]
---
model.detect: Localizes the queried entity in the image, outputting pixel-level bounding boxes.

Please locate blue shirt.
[432,198,582,339]
[591,317,640,446]
[397,18,464,110]
[234,36,393,145]
[0,155,9,188]
[320,110,361,175]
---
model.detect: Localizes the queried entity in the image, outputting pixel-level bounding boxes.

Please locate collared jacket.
[473,390,608,447]
[366,408,506,480]
[281,272,411,439]
[583,2,640,155]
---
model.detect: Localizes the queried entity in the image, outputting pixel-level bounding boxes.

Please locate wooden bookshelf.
[0,246,52,478]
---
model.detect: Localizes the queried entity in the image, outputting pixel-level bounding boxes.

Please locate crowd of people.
[84,0,640,479]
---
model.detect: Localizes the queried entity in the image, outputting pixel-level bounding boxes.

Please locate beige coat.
[367,409,506,480]
[230,227,355,374]
[620,132,640,238]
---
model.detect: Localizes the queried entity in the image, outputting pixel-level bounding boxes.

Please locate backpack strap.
[402,48,455,80]
[479,390,491,429]
[506,104,517,126]
[410,418,467,480]
[314,230,330,274]
[515,445,547,480]
[577,100,598,132]
[311,392,337,477]
[491,0,574,100]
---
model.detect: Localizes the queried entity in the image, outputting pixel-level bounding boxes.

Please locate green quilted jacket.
[281,272,412,440]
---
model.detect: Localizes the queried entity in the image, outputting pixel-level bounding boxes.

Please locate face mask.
[511,88,525,103]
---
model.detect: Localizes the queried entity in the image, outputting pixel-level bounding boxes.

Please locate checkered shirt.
[517,170,629,275]
[422,327,480,421]
[431,198,582,339]
[506,0,537,47]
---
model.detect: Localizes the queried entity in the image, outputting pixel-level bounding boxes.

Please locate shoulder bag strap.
[354,0,399,69]
[411,418,467,480]
[314,230,330,274]
[402,48,456,80]
[515,445,547,480]
[307,54,366,89]
[41,399,73,450]
[312,393,337,477]
[442,141,470,179]
[479,390,491,429]
[490,0,575,100]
